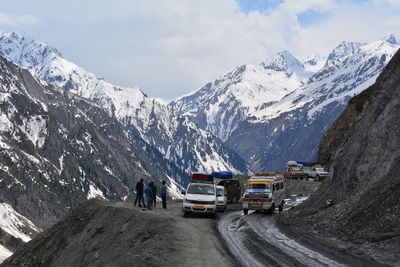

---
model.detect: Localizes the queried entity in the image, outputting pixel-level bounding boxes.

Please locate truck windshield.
[187,184,215,195]
[245,183,271,193]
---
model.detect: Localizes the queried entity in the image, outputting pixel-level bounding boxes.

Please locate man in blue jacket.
[145,183,153,210]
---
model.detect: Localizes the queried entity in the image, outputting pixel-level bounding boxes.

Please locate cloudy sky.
[0,0,400,99]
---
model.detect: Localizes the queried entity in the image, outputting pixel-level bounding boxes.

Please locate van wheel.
[243,209,248,215]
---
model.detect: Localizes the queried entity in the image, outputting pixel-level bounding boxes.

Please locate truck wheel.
[243,209,248,215]
[211,212,217,219]
[183,211,189,218]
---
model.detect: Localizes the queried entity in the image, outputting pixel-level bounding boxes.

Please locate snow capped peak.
[325,41,365,66]
[261,50,314,80]
[262,50,305,74]
[0,31,62,64]
[381,34,399,45]
[302,54,326,73]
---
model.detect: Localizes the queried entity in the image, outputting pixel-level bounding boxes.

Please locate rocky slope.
[171,36,400,172]
[0,55,192,257]
[0,31,249,176]
[2,199,235,267]
[281,48,400,265]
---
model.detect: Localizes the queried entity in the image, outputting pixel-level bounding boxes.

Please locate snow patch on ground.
[19,115,47,148]
[0,245,12,263]
[87,184,105,200]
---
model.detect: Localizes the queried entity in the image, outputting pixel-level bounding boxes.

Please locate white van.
[182,182,217,218]
[242,173,285,215]
[216,185,227,212]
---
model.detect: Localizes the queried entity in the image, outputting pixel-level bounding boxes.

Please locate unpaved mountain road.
[3,198,386,267]
[218,198,386,267]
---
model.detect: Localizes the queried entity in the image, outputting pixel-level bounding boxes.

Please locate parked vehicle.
[211,171,241,203]
[242,173,285,215]
[216,185,227,212]
[302,163,330,180]
[215,179,241,203]
[182,173,217,218]
[310,167,329,181]
[284,161,307,179]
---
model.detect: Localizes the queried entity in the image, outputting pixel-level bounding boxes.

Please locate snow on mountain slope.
[0,203,41,243]
[302,54,326,73]
[0,55,191,231]
[226,35,400,171]
[251,35,400,123]
[170,50,314,141]
[0,31,250,176]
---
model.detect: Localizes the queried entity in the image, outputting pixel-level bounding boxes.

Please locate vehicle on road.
[182,174,217,218]
[310,167,329,181]
[284,161,307,179]
[216,185,227,212]
[212,171,242,203]
[302,163,330,181]
[242,173,285,215]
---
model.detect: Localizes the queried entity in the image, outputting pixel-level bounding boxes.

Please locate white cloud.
[0,13,39,27]
[1,0,399,99]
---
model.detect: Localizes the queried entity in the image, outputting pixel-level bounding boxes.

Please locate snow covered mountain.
[0,31,250,176]
[0,55,192,258]
[170,50,314,141]
[171,35,400,171]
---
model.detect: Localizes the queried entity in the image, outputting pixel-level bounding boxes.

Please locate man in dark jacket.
[161,180,167,209]
[151,182,157,207]
[134,179,145,207]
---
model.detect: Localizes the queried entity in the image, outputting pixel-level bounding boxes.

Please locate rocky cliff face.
[283,48,400,262]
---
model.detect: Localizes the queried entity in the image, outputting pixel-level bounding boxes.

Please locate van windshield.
[246,183,271,193]
[187,184,215,195]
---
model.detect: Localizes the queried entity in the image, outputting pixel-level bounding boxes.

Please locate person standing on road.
[161,180,167,209]
[152,182,157,207]
[145,183,153,210]
[134,179,146,208]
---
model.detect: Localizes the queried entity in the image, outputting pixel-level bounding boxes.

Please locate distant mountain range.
[170,35,400,171]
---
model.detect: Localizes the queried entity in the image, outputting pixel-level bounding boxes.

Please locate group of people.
[134,179,167,210]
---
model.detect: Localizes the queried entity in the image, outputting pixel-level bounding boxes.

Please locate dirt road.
[217,196,385,267]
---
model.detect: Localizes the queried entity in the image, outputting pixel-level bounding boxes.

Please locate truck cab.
[242,174,285,215]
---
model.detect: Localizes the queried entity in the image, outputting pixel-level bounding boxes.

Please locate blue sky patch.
[297,9,331,27]
[236,0,283,14]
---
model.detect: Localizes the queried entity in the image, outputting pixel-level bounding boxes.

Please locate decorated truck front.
[242,174,285,215]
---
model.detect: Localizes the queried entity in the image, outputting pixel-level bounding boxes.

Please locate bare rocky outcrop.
[280,48,400,265]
